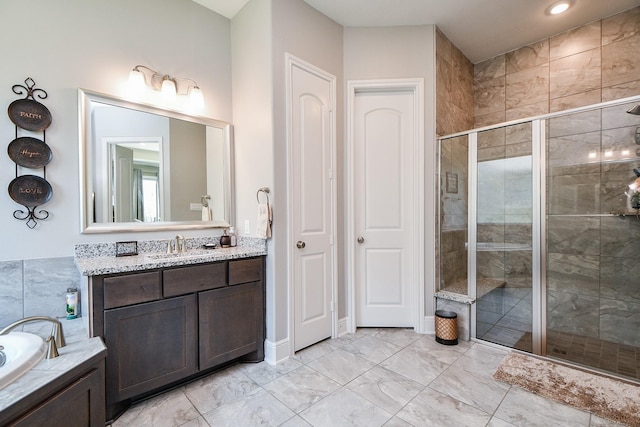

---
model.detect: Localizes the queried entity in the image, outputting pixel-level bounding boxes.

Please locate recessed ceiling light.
[547,1,573,15]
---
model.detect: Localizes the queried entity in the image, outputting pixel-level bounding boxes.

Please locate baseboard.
[423,315,435,334]
[337,317,348,336]
[263,337,290,365]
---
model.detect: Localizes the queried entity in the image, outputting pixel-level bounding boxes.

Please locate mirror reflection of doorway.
[106,137,162,223]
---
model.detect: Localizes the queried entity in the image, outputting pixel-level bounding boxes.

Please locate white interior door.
[354,89,415,327]
[290,58,335,351]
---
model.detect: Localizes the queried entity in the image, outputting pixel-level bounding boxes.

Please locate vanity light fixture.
[547,0,573,15]
[128,65,204,108]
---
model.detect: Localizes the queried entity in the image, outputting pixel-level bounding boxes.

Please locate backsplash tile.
[0,261,24,329]
[23,257,80,320]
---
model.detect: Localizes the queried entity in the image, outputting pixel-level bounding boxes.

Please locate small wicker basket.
[435,310,458,345]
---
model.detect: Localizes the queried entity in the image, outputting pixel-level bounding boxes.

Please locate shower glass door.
[474,122,536,352]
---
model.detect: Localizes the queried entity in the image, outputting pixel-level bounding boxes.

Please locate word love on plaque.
[7,78,53,228]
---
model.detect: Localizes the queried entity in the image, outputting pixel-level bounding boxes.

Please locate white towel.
[256,203,272,238]
[201,205,212,221]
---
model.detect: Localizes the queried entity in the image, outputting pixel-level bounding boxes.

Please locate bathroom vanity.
[75,239,267,421]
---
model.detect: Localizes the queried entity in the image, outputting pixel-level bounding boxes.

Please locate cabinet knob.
[296,241,306,249]
[357,237,365,244]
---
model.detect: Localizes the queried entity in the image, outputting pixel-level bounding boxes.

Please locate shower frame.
[437,94,640,359]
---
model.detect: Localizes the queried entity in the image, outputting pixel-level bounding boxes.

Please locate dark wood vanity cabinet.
[89,256,265,421]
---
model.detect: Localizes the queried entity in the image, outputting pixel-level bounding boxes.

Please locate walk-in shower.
[438,95,640,381]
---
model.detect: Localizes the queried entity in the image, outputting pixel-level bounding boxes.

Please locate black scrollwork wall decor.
[6,78,53,228]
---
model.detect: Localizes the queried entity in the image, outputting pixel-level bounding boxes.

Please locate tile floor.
[110,328,625,427]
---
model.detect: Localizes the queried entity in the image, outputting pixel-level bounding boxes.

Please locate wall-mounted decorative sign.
[6,78,53,228]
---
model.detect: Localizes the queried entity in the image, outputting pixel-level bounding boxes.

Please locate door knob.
[357,237,365,244]
[296,241,306,249]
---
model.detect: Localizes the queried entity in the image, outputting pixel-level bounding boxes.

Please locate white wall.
[0,0,232,261]
[344,25,438,318]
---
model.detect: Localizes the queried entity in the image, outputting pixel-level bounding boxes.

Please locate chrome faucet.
[176,234,187,253]
[0,316,66,359]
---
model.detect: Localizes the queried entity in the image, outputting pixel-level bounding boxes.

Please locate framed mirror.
[79,89,234,233]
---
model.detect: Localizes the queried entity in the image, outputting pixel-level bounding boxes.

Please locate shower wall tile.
[504,251,532,285]
[602,79,640,101]
[0,260,24,328]
[547,173,600,214]
[474,77,506,117]
[602,35,640,87]
[478,127,506,149]
[505,141,532,158]
[506,40,549,74]
[436,28,474,136]
[600,160,638,213]
[600,256,640,303]
[601,125,640,153]
[549,21,601,61]
[23,257,80,319]
[474,7,640,126]
[478,145,506,162]
[477,251,505,281]
[601,102,640,130]
[547,131,601,167]
[600,216,640,258]
[549,89,602,113]
[547,291,599,338]
[602,6,640,45]
[474,54,505,84]
[505,122,532,145]
[477,223,504,244]
[505,64,550,110]
[547,110,601,138]
[504,223,531,244]
[600,299,640,347]
[546,253,600,297]
[550,48,601,98]
[547,216,600,256]
[505,101,549,122]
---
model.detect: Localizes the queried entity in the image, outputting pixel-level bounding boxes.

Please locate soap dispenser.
[220,229,231,248]
[228,227,237,247]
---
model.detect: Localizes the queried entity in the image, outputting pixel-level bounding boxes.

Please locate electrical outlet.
[190,203,201,211]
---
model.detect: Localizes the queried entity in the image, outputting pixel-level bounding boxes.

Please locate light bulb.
[128,68,145,93]
[161,77,176,99]
[189,86,204,109]
[549,1,571,15]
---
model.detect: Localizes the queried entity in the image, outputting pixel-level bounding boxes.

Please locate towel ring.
[257,187,270,204]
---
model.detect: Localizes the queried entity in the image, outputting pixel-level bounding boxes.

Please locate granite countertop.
[74,236,267,276]
[0,318,106,414]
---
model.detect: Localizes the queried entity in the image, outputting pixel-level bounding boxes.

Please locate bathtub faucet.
[0,316,66,349]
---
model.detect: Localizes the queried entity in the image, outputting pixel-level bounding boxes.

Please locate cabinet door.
[199,282,264,369]
[9,365,105,427]
[104,294,197,403]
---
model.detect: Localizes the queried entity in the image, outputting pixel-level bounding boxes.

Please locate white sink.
[0,332,46,389]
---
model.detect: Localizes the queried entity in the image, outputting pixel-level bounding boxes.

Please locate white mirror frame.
[78,89,234,233]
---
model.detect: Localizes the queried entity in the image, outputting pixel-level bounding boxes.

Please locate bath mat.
[493,352,640,426]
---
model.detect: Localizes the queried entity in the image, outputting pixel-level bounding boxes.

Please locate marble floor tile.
[112,328,623,427]
[299,388,392,427]
[340,334,402,364]
[262,365,340,413]
[494,386,591,427]
[380,345,451,386]
[201,388,294,426]
[182,365,260,414]
[307,348,375,385]
[346,365,425,414]
[112,388,200,427]
[396,387,491,427]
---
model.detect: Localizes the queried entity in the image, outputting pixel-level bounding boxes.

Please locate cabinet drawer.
[163,262,227,297]
[104,271,161,309]
[229,258,263,286]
